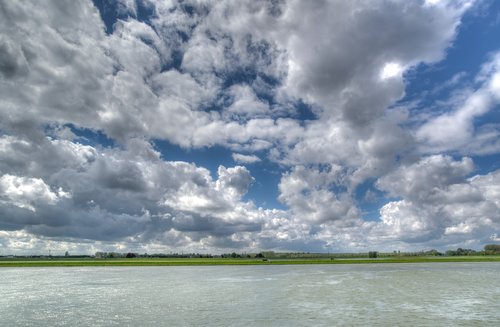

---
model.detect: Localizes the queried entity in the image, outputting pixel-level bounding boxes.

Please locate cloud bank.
[0,0,499,254]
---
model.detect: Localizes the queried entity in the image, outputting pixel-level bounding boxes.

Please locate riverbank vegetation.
[0,256,499,267]
[1,245,499,267]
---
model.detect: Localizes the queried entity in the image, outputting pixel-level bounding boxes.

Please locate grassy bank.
[1,256,499,267]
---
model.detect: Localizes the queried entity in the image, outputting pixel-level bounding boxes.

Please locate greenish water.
[1,263,499,326]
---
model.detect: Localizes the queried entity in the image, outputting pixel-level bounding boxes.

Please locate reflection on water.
[1,263,499,326]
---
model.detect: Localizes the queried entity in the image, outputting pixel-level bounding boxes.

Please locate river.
[1,262,499,326]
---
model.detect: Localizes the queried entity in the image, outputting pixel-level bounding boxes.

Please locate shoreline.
[1,256,499,267]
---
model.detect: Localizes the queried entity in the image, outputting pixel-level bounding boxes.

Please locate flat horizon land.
[1,255,500,267]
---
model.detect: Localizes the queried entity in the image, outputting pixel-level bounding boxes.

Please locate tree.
[426,249,442,256]
[484,244,500,254]
[446,250,457,256]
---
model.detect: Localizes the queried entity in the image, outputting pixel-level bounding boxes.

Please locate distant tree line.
[445,248,478,256]
[94,252,215,259]
[484,244,500,254]
[376,245,500,257]
[91,245,500,259]
[7,245,498,260]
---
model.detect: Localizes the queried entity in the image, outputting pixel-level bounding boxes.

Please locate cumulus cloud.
[0,0,468,150]
[0,134,279,251]
[232,153,261,164]
[374,156,500,244]
[275,1,470,122]
[0,0,112,135]
[278,165,360,224]
[2,0,498,253]
[376,155,474,202]
[417,52,500,154]
[0,174,66,211]
[224,84,270,119]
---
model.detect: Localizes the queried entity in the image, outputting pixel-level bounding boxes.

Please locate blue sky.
[1,0,499,254]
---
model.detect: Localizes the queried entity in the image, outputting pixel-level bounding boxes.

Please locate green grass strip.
[1,256,499,267]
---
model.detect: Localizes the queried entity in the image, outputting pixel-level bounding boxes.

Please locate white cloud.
[0,174,63,211]
[278,165,360,224]
[108,20,165,76]
[376,155,474,202]
[0,0,112,136]
[445,222,475,235]
[232,153,261,164]
[216,165,254,199]
[417,52,500,154]
[224,84,270,119]
[380,62,404,80]
[374,156,500,244]
[274,1,468,122]
[0,135,278,251]
[378,200,437,241]
[2,0,497,253]
[0,0,470,153]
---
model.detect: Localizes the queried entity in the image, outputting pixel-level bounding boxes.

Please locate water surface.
[1,263,499,326]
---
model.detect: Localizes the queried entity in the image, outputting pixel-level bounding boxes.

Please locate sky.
[1,0,500,255]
